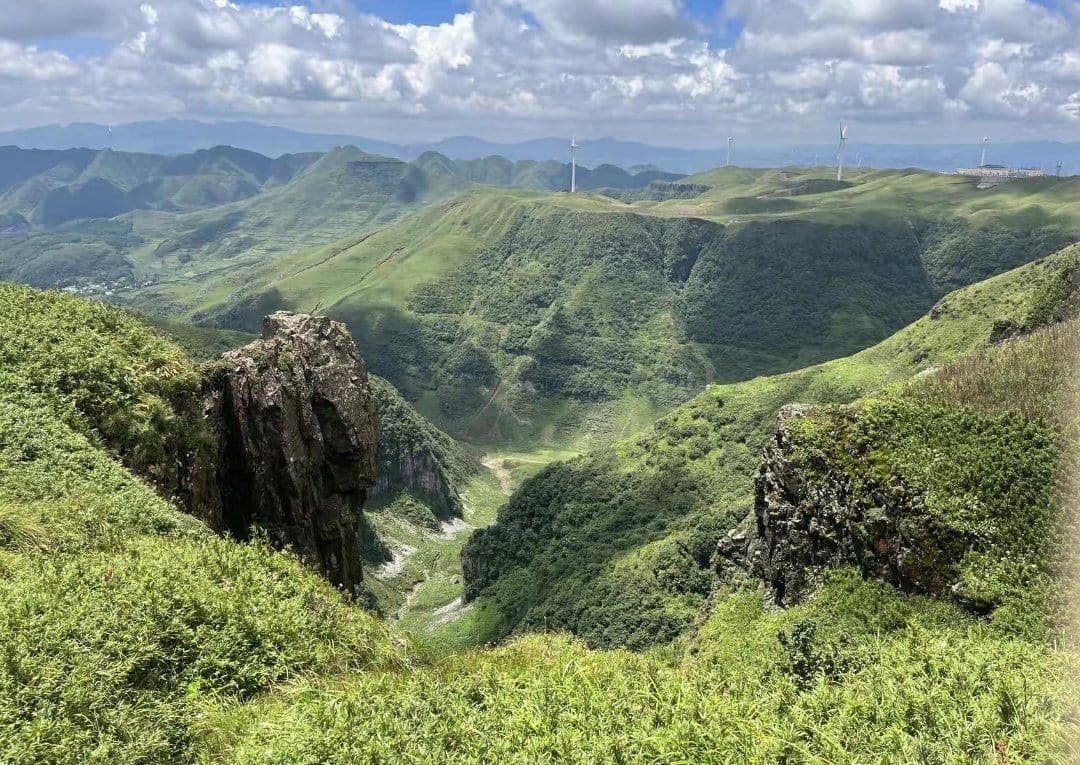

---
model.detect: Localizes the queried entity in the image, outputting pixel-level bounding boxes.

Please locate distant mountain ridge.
[0,143,675,291]
[0,144,671,229]
[3,119,1079,174]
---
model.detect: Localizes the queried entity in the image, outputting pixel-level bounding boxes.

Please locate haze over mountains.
[4,119,1079,176]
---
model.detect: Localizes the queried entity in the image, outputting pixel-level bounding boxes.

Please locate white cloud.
[503,0,694,45]
[0,0,1077,141]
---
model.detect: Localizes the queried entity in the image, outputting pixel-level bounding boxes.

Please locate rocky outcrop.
[370,449,461,518]
[715,404,974,608]
[178,312,379,597]
[367,376,467,521]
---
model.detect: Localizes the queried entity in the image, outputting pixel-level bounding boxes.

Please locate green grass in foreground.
[0,271,1078,762]
[196,573,1076,764]
[0,284,406,763]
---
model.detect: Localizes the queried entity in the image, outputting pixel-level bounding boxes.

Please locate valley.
[0,144,1078,762]
[8,0,1080,758]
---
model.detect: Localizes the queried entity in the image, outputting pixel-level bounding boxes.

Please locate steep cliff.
[183,312,379,597]
[367,376,471,521]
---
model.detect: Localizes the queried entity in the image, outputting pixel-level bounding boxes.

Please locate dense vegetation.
[367,375,477,523]
[0,146,674,292]
[463,245,1080,649]
[0,285,405,762]
[0,253,1077,761]
[132,169,1080,449]
[197,578,1075,764]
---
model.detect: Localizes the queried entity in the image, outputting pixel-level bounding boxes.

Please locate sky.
[0,0,1078,146]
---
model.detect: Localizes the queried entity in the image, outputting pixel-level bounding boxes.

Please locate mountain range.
[3,118,1079,175]
[0,118,1079,761]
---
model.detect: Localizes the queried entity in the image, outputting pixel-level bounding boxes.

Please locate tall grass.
[908,318,1080,425]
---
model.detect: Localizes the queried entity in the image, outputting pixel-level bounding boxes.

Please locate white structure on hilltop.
[980,137,990,167]
[569,137,580,193]
[953,164,1044,182]
[726,136,734,167]
[836,122,848,182]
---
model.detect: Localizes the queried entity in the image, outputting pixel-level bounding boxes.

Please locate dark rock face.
[369,450,460,518]
[184,312,378,596]
[716,404,973,608]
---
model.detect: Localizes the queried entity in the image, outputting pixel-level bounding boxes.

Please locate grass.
[3,166,1080,760]
[195,574,1077,764]
[0,260,1078,762]
[463,244,1080,649]
[120,169,1079,454]
[0,286,407,763]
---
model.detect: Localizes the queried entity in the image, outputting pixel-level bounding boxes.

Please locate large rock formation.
[179,312,379,597]
[715,404,973,608]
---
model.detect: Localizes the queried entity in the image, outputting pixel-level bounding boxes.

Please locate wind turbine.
[726,136,734,167]
[980,136,990,167]
[569,136,580,193]
[836,121,848,182]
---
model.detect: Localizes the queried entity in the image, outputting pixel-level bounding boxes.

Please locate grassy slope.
[462,244,1080,649]
[0,285,405,763]
[0,147,469,295]
[202,314,1080,761]
[132,170,1079,453]
[1,284,1077,763]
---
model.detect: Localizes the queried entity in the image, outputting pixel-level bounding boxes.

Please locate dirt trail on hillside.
[482,456,514,496]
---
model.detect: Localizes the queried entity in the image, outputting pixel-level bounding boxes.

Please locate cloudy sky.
[0,0,1077,145]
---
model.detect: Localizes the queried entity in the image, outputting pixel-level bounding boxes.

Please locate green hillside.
[0,284,406,762]
[0,146,467,292]
[0,145,322,225]
[462,244,1080,648]
[136,170,1079,450]
[0,146,676,296]
[414,151,682,191]
[1,282,1076,763]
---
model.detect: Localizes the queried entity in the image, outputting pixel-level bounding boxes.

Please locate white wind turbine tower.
[569,137,580,193]
[980,136,990,167]
[836,121,848,182]
[726,136,734,167]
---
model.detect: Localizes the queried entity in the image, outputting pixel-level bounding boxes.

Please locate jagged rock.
[182,312,378,597]
[715,404,974,608]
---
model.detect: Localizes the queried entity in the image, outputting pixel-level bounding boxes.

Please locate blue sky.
[2,0,1078,144]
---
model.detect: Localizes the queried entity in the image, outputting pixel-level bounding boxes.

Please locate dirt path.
[396,576,426,621]
[481,456,514,497]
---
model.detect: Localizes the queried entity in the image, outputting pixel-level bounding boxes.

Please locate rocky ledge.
[715,404,973,608]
